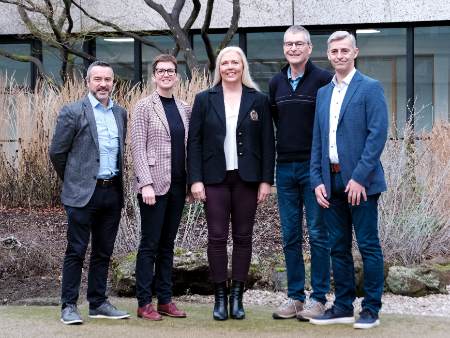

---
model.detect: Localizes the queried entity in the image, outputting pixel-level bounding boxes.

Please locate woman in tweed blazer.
[130,54,191,321]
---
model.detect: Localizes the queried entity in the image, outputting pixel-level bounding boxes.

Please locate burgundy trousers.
[204,170,258,283]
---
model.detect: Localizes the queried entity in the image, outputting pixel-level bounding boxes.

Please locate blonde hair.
[212,46,260,91]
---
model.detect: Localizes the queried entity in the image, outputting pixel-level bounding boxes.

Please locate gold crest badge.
[250,110,259,121]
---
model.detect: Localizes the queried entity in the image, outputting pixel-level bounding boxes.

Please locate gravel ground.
[179,285,450,318]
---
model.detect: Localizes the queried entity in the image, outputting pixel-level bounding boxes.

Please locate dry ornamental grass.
[0,73,448,267]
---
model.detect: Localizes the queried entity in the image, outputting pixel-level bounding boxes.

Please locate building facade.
[1,0,450,133]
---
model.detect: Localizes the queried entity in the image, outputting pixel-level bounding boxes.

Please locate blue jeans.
[325,172,384,315]
[276,161,330,304]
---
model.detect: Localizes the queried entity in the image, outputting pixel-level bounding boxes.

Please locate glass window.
[96,37,134,81]
[0,43,31,86]
[310,33,333,72]
[192,33,239,74]
[415,26,450,132]
[42,43,85,84]
[357,28,407,137]
[247,32,284,93]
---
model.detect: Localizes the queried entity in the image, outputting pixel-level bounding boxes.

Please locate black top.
[269,60,333,162]
[160,95,186,182]
[187,85,275,185]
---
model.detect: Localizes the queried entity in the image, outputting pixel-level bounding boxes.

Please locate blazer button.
[238,131,243,136]
[238,152,243,156]
[238,142,243,146]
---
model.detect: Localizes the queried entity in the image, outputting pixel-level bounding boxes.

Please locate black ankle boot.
[229,280,245,319]
[213,282,228,320]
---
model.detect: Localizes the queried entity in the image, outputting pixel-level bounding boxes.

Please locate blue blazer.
[310,70,388,198]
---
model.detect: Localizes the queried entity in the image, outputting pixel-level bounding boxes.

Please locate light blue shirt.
[88,93,119,179]
[287,67,303,91]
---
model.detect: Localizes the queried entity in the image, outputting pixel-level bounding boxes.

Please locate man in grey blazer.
[309,31,388,329]
[50,61,130,325]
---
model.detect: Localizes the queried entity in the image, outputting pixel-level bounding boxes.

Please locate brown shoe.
[157,302,187,318]
[297,298,326,321]
[137,304,163,321]
[272,298,303,319]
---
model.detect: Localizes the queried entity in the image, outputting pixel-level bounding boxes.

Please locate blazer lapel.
[112,105,124,153]
[237,86,256,128]
[83,96,99,152]
[338,70,362,126]
[152,91,171,137]
[209,86,226,128]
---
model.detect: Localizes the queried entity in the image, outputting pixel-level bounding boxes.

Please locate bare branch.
[217,0,240,51]
[171,0,185,22]
[143,0,172,24]
[183,0,200,31]
[61,0,73,33]
[0,0,35,12]
[0,48,52,82]
[72,1,163,52]
[201,0,215,70]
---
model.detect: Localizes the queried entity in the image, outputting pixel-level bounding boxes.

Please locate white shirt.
[329,68,357,164]
[224,101,240,170]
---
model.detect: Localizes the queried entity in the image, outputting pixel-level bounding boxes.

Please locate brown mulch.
[0,207,67,304]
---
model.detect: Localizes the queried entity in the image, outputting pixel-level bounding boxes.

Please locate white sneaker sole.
[60,318,83,325]
[88,314,130,319]
[310,317,355,325]
[354,319,380,329]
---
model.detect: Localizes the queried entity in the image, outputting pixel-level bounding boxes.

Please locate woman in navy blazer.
[187,46,275,320]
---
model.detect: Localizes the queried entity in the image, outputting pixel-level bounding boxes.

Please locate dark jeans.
[135,182,186,307]
[61,184,122,309]
[276,161,330,303]
[325,172,384,315]
[204,170,258,283]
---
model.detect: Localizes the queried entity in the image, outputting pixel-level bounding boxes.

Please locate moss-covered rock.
[386,266,448,297]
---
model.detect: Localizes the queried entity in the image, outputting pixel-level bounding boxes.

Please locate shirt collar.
[88,92,113,110]
[332,68,357,87]
[287,66,303,81]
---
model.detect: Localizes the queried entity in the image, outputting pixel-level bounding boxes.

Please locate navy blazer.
[187,84,275,185]
[310,70,388,197]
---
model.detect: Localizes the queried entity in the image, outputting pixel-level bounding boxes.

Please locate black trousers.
[61,184,122,309]
[135,181,186,307]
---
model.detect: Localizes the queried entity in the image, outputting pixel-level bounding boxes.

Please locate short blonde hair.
[212,46,259,91]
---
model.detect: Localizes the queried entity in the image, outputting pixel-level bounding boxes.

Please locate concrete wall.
[1,0,449,35]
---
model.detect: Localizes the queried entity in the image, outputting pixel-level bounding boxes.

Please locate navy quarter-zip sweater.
[269,60,333,162]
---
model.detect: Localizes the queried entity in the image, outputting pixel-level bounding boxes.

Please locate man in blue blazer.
[309,31,388,329]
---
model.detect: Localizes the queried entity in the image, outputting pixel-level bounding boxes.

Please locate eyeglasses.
[283,41,309,49]
[155,68,176,76]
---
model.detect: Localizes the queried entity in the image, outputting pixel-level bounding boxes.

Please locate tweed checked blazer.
[130,90,191,195]
[49,95,127,207]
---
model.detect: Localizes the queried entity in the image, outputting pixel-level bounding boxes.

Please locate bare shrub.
[379,120,450,265]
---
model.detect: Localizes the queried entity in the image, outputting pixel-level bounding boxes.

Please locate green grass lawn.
[1,297,449,337]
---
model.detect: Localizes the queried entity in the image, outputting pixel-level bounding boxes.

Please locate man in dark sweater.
[270,25,333,321]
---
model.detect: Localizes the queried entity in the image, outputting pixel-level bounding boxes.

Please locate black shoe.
[60,304,83,325]
[229,280,245,319]
[353,309,380,329]
[309,306,354,325]
[213,282,228,321]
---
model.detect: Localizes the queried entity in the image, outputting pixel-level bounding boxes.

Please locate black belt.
[96,177,119,187]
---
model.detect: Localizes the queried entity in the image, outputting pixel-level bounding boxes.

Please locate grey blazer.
[49,95,127,207]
